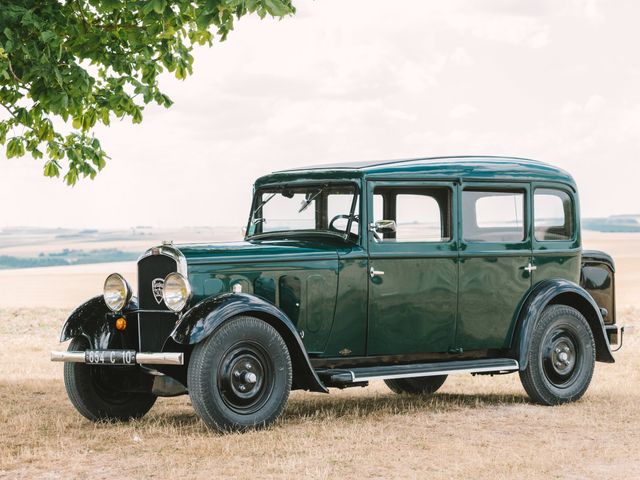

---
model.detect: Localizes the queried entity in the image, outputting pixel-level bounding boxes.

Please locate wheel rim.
[217,342,274,414]
[541,326,580,388]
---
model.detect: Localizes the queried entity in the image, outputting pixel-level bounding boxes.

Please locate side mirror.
[371,219,397,234]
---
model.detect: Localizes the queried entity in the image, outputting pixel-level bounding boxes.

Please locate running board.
[317,358,519,384]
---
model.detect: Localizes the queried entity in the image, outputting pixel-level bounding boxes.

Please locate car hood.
[177,239,350,265]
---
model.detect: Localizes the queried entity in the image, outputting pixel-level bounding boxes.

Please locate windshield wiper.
[298,188,323,213]
[250,193,276,221]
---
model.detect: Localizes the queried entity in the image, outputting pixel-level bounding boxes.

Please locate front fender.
[171,293,328,393]
[60,295,138,349]
[514,279,615,369]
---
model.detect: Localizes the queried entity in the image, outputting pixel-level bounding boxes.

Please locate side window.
[534,188,573,241]
[372,187,451,242]
[463,189,525,242]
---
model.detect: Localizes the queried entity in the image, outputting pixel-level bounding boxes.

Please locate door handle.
[370,267,385,278]
[523,262,537,273]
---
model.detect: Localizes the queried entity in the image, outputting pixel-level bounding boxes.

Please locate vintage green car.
[51,156,623,432]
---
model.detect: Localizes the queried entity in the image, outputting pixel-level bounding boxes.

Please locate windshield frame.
[245,181,361,242]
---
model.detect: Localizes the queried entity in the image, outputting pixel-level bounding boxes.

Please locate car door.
[531,184,581,284]
[366,181,458,355]
[455,183,533,351]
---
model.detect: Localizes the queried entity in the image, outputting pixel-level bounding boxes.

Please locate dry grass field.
[0,232,638,479]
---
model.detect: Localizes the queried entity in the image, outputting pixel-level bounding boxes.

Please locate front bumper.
[51,350,184,365]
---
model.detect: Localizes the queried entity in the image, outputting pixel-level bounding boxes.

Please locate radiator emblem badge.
[152,278,165,304]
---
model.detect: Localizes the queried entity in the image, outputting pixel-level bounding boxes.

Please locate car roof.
[255,156,576,189]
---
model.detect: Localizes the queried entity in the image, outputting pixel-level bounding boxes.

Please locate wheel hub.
[218,343,273,414]
[542,328,579,386]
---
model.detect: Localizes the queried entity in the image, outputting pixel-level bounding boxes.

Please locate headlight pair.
[103,272,191,313]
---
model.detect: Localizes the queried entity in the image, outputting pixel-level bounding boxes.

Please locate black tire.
[188,316,292,432]
[519,305,595,405]
[385,375,447,395]
[63,337,157,421]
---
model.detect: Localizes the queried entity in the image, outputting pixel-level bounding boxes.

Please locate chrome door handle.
[370,267,385,278]
[523,262,537,273]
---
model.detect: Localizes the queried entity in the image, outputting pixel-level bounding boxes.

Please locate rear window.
[534,189,573,241]
[462,189,525,242]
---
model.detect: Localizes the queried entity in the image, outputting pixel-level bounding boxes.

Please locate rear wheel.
[63,337,157,421]
[519,305,595,405]
[385,375,447,395]
[188,316,292,432]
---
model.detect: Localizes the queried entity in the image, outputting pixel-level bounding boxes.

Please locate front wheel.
[188,316,292,432]
[519,305,595,405]
[63,337,157,421]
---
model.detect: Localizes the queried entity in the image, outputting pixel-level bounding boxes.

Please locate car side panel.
[186,257,340,354]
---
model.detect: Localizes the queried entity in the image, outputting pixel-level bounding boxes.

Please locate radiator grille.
[137,248,180,352]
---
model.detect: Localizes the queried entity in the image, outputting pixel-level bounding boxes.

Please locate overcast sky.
[1,0,639,229]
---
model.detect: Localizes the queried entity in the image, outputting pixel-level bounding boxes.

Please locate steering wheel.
[329,214,359,233]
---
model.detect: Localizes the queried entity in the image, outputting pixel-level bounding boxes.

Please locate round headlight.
[103,273,132,312]
[162,272,191,312]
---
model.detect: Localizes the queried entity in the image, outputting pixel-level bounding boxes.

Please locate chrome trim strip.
[51,351,85,363]
[50,351,184,365]
[136,352,184,365]
[353,361,519,383]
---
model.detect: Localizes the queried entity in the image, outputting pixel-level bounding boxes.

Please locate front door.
[366,181,458,355]
[455,184,533,351]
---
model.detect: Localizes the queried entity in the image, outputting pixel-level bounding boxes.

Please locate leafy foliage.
[0,0,295,184]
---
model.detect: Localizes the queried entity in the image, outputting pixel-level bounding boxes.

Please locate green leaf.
[43,161,60,177]
[6,137,25,158]
[39,31,57,43]
[64,168,78,186]
[132,107,143,123]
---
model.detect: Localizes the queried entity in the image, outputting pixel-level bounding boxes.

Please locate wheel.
[188,316,292,432]
[63,337,157,422]
[519,305,595,405]
[385,375,447,395]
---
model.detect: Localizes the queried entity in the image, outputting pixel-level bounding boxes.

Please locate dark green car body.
[56,156,620,406]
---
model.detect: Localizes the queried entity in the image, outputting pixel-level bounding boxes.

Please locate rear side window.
[372,186,452,242]
[534,189,573,241]
[463,189,525,242]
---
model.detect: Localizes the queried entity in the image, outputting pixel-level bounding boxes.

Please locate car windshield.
[247,184,359,239]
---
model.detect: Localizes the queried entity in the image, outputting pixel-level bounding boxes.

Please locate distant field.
[0,231,638,479]
[0,226,242,270]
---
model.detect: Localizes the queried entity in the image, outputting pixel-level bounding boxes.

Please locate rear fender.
[171,293,328,393]
[513,279,614,369]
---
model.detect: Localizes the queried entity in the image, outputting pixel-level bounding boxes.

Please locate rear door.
[366,181,458,355]
[455,183,533,351]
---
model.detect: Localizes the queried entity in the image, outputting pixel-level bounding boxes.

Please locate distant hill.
[0,249,138,270]
[583,215,640,232]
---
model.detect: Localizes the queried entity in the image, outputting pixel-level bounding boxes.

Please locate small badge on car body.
[152,278,164,304]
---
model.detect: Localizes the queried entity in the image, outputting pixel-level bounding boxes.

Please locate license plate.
[85,350,136,365]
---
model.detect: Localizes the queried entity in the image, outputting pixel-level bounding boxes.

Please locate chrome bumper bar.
[50,351,184,365]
